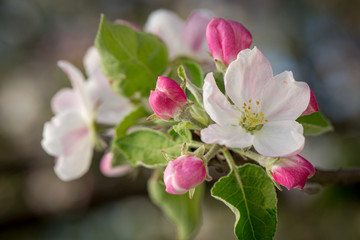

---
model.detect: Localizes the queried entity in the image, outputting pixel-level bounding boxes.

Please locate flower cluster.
[42,11,319,192]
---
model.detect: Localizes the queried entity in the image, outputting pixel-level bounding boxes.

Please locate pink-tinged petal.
[206,18,252,66]
[271,155,315,190]
[225,47,273,107]
[144,9,185,59]
[182,10,213,52]
[41,111,89,157]
[156,76,187,106]
[163,155,206,195]
[114,19,141,31]
[100,153,132,177]
[41,111,94,181]
[51,88,82,114]
[54,129,93,181]
[260,71,310,121]
[203,73,242,125]
[201,124,254,148]
[253,120,305,157]
[301,89,319,116]
[149,90,180,120]
[57,61,92,119]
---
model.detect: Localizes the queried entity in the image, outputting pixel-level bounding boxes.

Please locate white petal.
[54,127,93,181]
[83,46,100,78]
[57,61,93,119]
[51,88,82,114]
[41,111,90,156]
[201,124,254,148]
[87,77,134,125]
[203,72,242,125]
[260,71,310,121]
[253,120,305,157]
[144,9,187,59]
[225,47,273,107]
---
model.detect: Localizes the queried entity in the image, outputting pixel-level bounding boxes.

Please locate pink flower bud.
[206,18,252,66]
[100,153,132,177]
[301,89,319,116]
[163,155,206,195]
[270,155,316,190]
[149,76,187,120]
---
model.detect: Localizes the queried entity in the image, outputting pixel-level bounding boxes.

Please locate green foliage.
[297,112,333,136]
[95,15,168,97]
[170,122,192,142]
[211,164,277,240]
[148,176,204,240]
[111,106,148,167]
[115,129,183,168]
[182,61,204,89]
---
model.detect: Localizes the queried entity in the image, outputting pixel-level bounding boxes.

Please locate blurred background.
[1,0,360,239]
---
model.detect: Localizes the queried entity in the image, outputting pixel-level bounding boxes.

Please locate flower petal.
[58,61,92,119]
[260,71,310,121]
[225,47,273,107]
[54,129,93,181]
[201,124,254,148]
[144,9,186,59]
[203,72,242,125]
[51,88,82,114]
[87,78,133,125]
[41,111,89,156]
[253,120,305,157]
[182,10,213,53]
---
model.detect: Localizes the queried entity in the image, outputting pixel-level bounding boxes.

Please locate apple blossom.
[149,76,187,120]
[144,9,213,61]
[206,17,252,67]
[163,155,206,195]
[269,155,316,190]
[41,47,133,181]
[201,47,311,157]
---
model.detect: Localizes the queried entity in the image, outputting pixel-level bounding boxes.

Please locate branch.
[309,168,360,185]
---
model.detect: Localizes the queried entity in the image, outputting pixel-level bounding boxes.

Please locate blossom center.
[237,99,268,133]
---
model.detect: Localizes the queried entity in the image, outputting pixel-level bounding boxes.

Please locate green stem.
[204,144,222,162]
[186,80,203,107]
[232,148,268,167]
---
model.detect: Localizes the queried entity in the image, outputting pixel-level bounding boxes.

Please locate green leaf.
[148,177,204,240]
[115,105,148,138]
[182,61,204,89]
[110,106,148,167]
[115,129,183,168]
[170,122,192,142]
[297,112,333,136]
[211,164,277,240]
[95,15,168,97]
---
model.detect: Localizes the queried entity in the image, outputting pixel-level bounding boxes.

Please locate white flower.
[201,47,310,157]
[41,47,133,181]
[144,9,213,61]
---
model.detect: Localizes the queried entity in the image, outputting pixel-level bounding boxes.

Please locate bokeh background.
[1,0,360,239]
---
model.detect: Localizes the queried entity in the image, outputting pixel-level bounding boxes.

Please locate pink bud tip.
[206,18,252,66]
[301,89,319,116]
[163,155,206,195]
[100,153,132,177]
[270,155,316,190]
[149,76,187,120]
